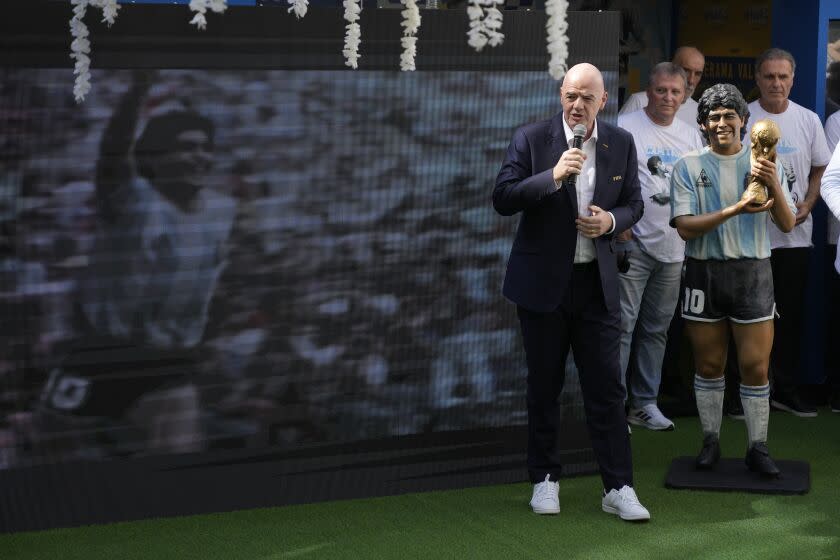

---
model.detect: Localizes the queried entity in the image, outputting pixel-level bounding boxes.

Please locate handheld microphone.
[568,123,587,187]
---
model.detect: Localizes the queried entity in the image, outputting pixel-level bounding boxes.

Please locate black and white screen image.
[0,68,617,467]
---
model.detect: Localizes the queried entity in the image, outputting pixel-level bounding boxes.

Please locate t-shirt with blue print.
[617,109,704,262]
[747,100,832,249]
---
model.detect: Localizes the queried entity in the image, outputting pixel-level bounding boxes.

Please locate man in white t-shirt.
[821,117,840,412]
[619,46,705,128]
[616,63,704,430]
[747,48,833,417]
[825,112,840,245]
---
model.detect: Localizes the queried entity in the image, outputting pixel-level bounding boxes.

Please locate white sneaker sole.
[627,416,674,431]
[770,399,818,418]
[531,505,560,515]
[602,504,650,521]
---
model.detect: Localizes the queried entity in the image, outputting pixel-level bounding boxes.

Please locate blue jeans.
[618,243,682,409]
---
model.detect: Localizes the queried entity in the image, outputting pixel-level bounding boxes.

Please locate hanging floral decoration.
[399,0,421,71]
[69,0,120,103]
[342,0,362,69]
[189,0,229,31]
[288,0,309,19]
[545,0,569,80]
[68,2,570,99]
[466,0,504,52]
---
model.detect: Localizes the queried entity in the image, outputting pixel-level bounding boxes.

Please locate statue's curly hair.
[696,83,750,142]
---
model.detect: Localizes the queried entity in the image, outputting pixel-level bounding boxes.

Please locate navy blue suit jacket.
[493,112,643,314]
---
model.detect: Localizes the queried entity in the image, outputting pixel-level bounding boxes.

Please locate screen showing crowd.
[0,68,610,467]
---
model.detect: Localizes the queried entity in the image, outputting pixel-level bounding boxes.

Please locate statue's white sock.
[740,383,770,447]
[694,374,725,437]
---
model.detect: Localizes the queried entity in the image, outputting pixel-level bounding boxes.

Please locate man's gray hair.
[755,48,796,75]
[648,62,688,89]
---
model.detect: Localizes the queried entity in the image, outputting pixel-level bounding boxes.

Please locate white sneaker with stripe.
[627,404,675,431]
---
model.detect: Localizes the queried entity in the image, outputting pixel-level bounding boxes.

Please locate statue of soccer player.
[669,84,796,477]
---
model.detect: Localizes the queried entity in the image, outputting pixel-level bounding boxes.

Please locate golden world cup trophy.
[742,118,782,205]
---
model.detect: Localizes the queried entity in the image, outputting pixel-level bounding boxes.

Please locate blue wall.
[772,0,840,117]
[771,0,823,117]
[772,0,840,384]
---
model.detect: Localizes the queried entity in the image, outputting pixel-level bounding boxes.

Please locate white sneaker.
[602,485,650,521]
[627,404,675,431]
[529,474,560,514]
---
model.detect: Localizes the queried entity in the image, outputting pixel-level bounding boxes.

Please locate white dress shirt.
[560,118,615,263]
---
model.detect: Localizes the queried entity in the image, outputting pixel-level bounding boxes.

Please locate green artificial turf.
[2,411,839,560]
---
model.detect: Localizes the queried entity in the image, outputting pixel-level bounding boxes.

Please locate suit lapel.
[594,124,609,208]
[547,113,578,214]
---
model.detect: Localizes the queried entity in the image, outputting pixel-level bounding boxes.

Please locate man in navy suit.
[493,63,649,521]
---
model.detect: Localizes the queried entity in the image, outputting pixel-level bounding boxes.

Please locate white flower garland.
[69,0,91,102]
[545,0,569,80]
[189,0,228,31]
[95,0,120,24]
[342,0,362,69]
[69,0,120,103]
[288,0,309,19]
[466,0,504,52]
[399,0,421,71]
[67,3,572,98]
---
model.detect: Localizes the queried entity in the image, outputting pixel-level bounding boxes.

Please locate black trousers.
[517,261,632,492]
[769,247,810,396]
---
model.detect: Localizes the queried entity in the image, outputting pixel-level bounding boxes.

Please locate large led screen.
[0,67,622,468]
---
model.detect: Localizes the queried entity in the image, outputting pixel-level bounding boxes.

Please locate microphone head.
[572,124,587,138]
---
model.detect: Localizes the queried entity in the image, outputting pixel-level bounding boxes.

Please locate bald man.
[620,46,706,127]
[494,63,649,521]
